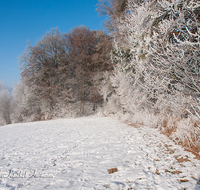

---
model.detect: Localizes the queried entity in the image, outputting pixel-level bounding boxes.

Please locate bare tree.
[18,26,113,120]
[65,26,113,113]
[19,28,74,118]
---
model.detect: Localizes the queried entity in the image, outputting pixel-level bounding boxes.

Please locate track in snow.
[0,117,199,190]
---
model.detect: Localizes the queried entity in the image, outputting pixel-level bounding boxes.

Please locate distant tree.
[93,29,113,71]
[12,81,41,122]
[65,26,113,113]
[0,82,12,125]
[19,28,74,116]
[65,26,96,113]
[18,26,113,120]
[96,0,128,33]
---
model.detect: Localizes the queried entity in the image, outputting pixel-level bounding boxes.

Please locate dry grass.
[159,116,200,160]
[166,148,175,154]
[108,168,118,174]
[178,179,189,183]
[171,170,182,174]
[155,169,160,175]
[128,123,143,128]
[174,155,190,163]
[165,144,172,147]
[129,114,200,160]
[177,157,190,163]
[184,147,200,160]
[164,169,182,174]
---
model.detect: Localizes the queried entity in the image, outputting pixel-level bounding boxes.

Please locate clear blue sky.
[0,0,106,88]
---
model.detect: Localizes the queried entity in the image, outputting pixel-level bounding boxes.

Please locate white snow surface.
[0,116,199,190]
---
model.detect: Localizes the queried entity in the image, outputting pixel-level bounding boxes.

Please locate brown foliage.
[108,168,118,174]
[19,27,113,118]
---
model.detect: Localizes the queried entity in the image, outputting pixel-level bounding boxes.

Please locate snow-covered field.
[0,117,199,190]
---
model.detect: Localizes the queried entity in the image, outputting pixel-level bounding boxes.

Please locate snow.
[0,117,199,190]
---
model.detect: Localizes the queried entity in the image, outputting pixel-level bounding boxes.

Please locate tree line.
[0,26,113,124]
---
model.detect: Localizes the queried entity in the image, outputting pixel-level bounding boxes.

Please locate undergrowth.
[99,109,200,160]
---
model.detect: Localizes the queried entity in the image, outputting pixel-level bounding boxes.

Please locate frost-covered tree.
[148,0,200,119]
[97,0,200,149]
[12,81,41,122]
[102,0,200,117]
[0,82,12,125]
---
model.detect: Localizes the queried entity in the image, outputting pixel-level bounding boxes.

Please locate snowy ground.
[0,117,200,190]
